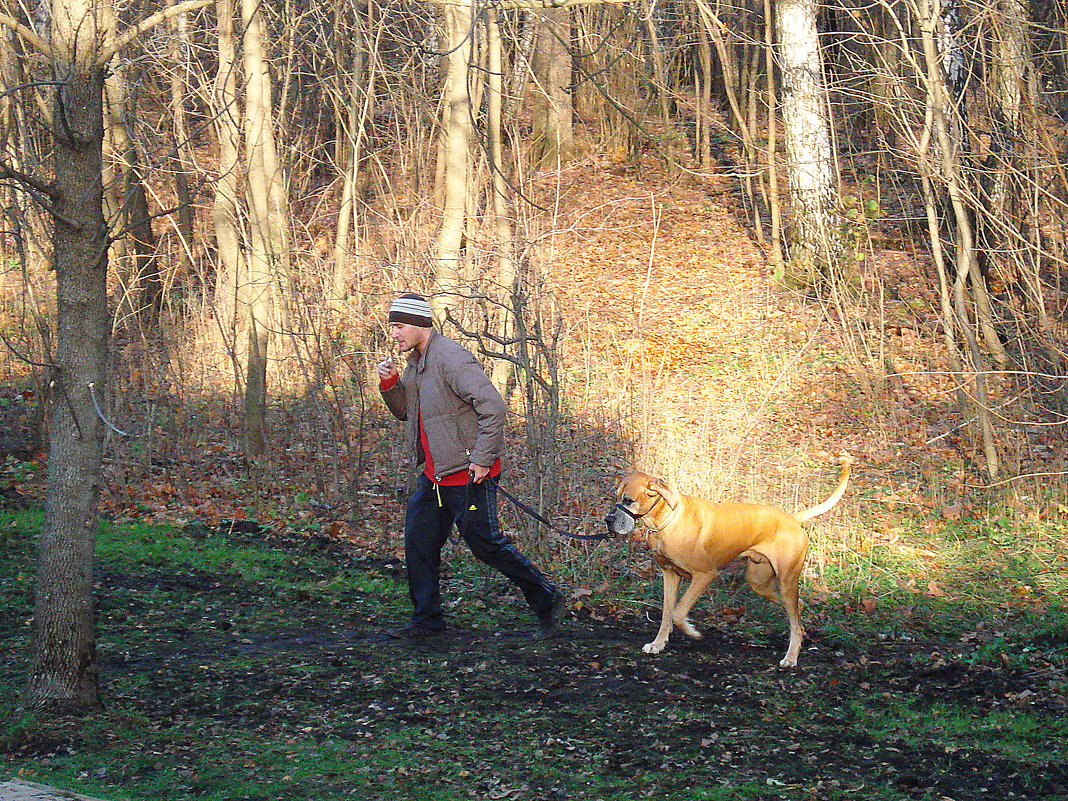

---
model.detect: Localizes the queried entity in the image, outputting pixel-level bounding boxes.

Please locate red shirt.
[381,373,502,486]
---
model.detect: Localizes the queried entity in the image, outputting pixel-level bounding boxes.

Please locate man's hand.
[470,464,491,483]
[377,357,398,381]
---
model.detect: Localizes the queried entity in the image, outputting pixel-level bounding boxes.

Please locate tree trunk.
[694,15,713,169]
[507,10,536,114]
[333,1,374,303]
[169,11,196,282]
[763,0,783,267]
[241,0,282,458]
[487,9,516,394]
[212,0,243,345]
[529,7,573,166]
[774,0,842,281]
[25,0,109,713]
[433,0,474,320]
[917,0,1001,479]
[640,0,671,123]
[101,38,162,325]
[694,0,755,170]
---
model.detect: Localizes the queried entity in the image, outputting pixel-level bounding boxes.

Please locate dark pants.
[404,473,557,629]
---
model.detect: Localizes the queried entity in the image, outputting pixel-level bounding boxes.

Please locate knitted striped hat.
[388,293,433,327]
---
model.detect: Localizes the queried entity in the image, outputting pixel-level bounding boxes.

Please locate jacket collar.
[407,328,440,373]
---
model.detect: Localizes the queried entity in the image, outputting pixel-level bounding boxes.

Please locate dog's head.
[604,471,680,535]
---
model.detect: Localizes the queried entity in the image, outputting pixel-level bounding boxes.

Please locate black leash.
[496,484,609,542]
[460,472,608,542]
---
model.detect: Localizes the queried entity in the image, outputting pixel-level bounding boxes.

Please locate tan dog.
[604,458,851,667]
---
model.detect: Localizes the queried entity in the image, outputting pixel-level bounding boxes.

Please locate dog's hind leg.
[745,554,805,668]
[776,569,805,667]
[643,568,682,654]
[744,556,780,605]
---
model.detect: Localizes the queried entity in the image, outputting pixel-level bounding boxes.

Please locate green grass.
[2,506,1067,801]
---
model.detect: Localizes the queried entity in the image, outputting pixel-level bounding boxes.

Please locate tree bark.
[212,0,242,344]
[169,11,196,282]
[25,0,109,713]
[774,0,842,281]
[917,0,1000,479]
[100,2,162,325]
[333,1,375,303]
[763,0,783,266]
[529,7,573,166]
[487,9,516,394]
[2,0,213,714]
[433,0,475,320]
[240,0,284,458]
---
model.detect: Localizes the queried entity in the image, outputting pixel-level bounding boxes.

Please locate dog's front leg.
[643,568,681,654]
[670,570,716,640]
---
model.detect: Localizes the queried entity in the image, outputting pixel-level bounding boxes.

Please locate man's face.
[391,322,430,352]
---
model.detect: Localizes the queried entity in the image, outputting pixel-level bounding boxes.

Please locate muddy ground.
[68,555,1068,801]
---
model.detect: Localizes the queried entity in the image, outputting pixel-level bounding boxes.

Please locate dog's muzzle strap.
[612,503,642,521]
[612,495,663,522]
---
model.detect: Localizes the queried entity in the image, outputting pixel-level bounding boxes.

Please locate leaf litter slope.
[535,160,993,499]
[535,163,871,491]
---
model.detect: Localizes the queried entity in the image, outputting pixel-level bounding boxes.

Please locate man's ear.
[651,478,680,509]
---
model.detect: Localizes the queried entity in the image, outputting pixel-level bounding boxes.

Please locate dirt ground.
[79,555,1068,801]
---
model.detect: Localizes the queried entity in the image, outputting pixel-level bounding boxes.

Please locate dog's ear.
[650,478,680,509]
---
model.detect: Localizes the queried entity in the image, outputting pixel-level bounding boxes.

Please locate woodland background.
[0,0,1067,715]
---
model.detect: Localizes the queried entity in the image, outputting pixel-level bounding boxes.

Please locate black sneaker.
[386,624,447,640]
[533,591,567,640]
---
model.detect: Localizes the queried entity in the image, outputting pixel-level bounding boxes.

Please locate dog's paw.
[642,641,665,654]
[675,617,702,639]
[778,655,798,668]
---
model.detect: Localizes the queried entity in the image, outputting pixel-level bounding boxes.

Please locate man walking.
[376,293,565,639]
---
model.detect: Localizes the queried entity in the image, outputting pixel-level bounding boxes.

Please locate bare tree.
[212,0,243,341]
[432,0,475,320]
[0,0,210,712]
[529,7,574,165]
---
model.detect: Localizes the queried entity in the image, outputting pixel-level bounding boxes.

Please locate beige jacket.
[380,330,506,481]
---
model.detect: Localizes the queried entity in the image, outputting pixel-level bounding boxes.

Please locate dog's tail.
[793,454,852,523]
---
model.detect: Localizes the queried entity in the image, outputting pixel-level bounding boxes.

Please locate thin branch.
[966,470,1068,490]
[0,163,81,229]
[0,162,58,201]
[88,383,130,437]
[0,12,50,56]
[0,327,54,369]
[444,309,554,392]
[100,0,214,63]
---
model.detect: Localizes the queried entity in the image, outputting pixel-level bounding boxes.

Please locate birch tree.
[775,0,843,279]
